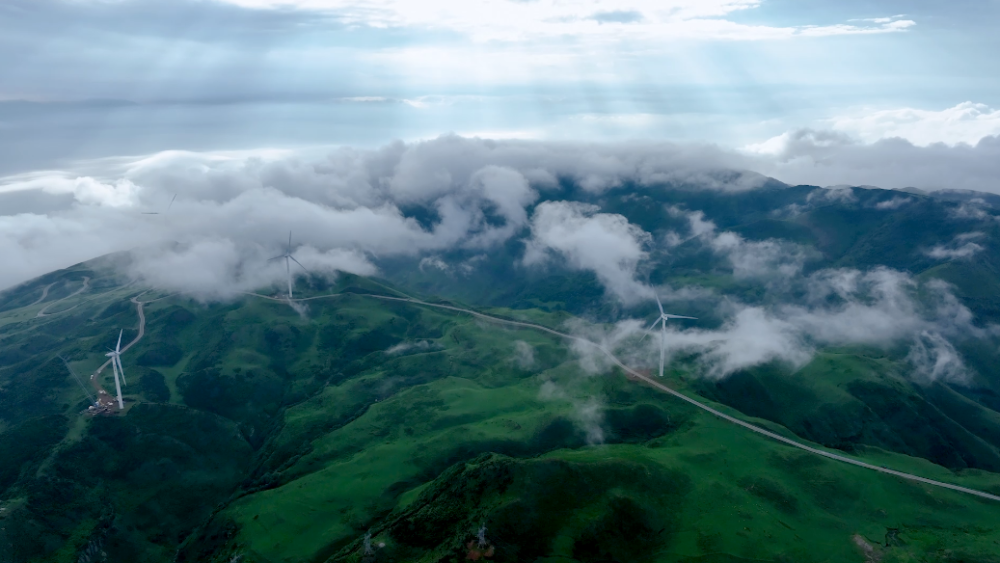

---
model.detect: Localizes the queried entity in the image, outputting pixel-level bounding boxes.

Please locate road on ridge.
[90,294,149,394]
[358,293,1000,504]
[108,287,1000,503]
[37,277,90,318]
[29,283,55,307]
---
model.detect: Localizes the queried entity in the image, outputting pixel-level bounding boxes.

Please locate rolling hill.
[3,180,1000,563]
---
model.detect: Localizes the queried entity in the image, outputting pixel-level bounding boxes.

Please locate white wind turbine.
[105,330,127,410]
[141,194,176,215]
[269,231,310,299]
[644,295,697,378]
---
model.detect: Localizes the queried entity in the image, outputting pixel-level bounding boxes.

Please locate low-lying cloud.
[746,129,1000,193]
[0,136,774,295]
[924,232,985,260]
[524,201,653,304]
[572,264,983,384]
[3,134,1000,310]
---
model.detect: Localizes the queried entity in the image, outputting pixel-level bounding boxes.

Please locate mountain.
[3,180,1000,563]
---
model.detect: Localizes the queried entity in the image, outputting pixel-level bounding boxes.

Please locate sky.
[2,0,1000,174]
[3,1,998,381]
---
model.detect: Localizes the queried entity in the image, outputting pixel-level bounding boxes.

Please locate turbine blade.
[659,325,666,378]
[141,212,159,215]
[167,194,176,211]
[664,314,698,320]
[288,231,292,253]
[639,318,661,341]
[268,255,284,262]
[289,255,310,274]
[109,356,123,410]
[655,294,664,316]
[116,330,123,351]
[117,356,126,386]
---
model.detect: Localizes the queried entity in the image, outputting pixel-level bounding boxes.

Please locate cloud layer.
[581,266,983,384]
[0,136,769,295]
[746,129,1000,192]
[211,0,913,42]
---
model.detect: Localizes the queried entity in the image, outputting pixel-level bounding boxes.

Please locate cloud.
[524,201,653,304]
[0,136,764,295]
[419,256,450,273]
[125,240,376,301]
[907,331,969,384]
[829,102,1000,147]
[570,265,986,383]
[808,186,857,203]
[925,232,985,260]
[385,340,441,355]
[745,128,1000,193]
[710,232,811,280]
[513,340,535,369]
[538,380,605,445]
[665,205,717,246]
[949,199,994,220]
[210,0,913,42]
[4,134,1000,303]
[875,196,913,210]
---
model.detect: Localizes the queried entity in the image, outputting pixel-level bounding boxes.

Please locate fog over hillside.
[3,135,997,390]
[4,134,1000,292]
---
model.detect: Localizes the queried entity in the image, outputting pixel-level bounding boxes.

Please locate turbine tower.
[645,295,696,377]
[270,231,309,299]
[105,330,127,410]
[141,194,176,215]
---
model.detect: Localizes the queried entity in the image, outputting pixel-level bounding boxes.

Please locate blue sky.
[2,0,999,174]
[3,0,1000,294]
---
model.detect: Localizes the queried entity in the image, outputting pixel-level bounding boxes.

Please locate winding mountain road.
[102,288,1000,503]
[361,293,1000,503]
[90,294,148,390]
[37,277,90,317]
[29,283,55,306]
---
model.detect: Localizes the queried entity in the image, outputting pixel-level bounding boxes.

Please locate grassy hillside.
[5,182,1000,562]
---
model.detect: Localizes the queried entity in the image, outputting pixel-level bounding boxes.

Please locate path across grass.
[100,287,1000,504]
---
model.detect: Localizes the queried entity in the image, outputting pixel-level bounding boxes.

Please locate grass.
[3,263,1000,562]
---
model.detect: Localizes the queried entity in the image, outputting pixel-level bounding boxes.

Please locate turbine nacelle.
[106,329,127,409]
[269,231,310,299]
[646,294,697,377]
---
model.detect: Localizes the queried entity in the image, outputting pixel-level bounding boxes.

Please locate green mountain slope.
[5,182,1000,562]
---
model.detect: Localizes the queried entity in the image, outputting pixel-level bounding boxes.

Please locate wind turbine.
[105,330,127,410]
[644,295,696,378]
[141,194,176,215]
[269,231,310,299]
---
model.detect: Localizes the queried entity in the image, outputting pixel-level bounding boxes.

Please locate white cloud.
[418,256,450,273]
[925,232,986,260]
[538,380,605,444]
[569,266,986,383]
[710,232,810,280]
[213,0,913,42]
[0,137,764,296]
[907,330,968,384]
[524,201,653,304]
[513,340,535,370]
[950,199,994,220]
[808,187,857,203]
[125,240,376,301]
[743,128,1000,193]
[875,196,913,210]
[386,340,440,355]
[829,102,1000,147]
